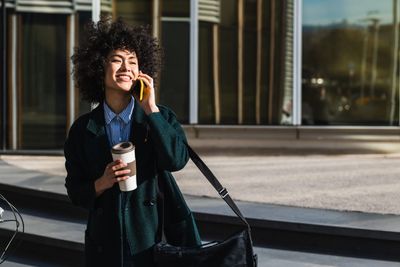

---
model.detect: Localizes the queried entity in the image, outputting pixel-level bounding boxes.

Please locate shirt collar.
[103,96,135,125]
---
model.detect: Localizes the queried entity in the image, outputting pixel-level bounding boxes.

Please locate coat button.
[143,199,155,206]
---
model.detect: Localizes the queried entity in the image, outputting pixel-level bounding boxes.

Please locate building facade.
[1,0,400,151]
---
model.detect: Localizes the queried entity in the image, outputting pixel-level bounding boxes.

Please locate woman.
[64,17,200,266]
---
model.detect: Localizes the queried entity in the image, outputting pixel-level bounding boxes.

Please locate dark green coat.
[64,102,200,266]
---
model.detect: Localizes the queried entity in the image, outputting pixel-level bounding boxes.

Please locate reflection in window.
[21,14,67,149]
[162,0,189,17]
[0,10,8,148]
[115,0,151,26]
[77,12,92,116]
[160,21,190,123]
[198,0,291,125]
[302,0,399,125]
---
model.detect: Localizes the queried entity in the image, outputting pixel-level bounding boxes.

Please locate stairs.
[1,181,400,266]
[0,184,85,266]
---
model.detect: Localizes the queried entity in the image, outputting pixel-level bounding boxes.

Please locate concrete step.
[0,183,84,266]
[0,205,84,267]
[3,242,400,267]
[188,195,400,261]
[1,209,399,267]
[1,182,400,265]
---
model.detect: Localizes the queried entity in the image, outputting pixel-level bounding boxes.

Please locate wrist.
[144,104,160,115]
[95,179,105,197]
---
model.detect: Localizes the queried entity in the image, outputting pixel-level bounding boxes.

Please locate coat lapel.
[85,101,147,175]
[85,104,113,177]
[131,99,146,143]
[86,104,108,139]
[84,101,154,186]
[131,100,151,186]
[132,99,146,125]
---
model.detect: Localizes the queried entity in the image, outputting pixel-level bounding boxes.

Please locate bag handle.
[156,143,251,243]
[185,144,250,229]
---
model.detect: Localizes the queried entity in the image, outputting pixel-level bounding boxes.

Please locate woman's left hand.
[134,71,160,115]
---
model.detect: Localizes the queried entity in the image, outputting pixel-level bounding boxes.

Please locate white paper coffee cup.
[111,142,137,191]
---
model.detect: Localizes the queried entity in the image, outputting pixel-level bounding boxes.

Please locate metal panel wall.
[2,0,112,13]
[199,0,220,23]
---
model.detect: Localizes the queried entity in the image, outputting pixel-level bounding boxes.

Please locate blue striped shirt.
[103,97,135,147]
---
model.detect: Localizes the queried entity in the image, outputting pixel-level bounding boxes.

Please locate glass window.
[115,0,152,26]
[242,0,258,124]
[302,0,399,125]
[162,0,190,17]
[198,0,291,125]
[198,22,213,124]
[77,12,92,116]
[20,14,67,149]
[0,8,13,149]
[0,9,8,148]
[160,21,190,123]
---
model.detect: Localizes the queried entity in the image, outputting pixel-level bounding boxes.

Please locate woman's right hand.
[94,160,131,196]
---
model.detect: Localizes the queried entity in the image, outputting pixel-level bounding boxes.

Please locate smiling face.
[104,49,139,94]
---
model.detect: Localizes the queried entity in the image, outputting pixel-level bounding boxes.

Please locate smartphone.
[131,79,145,101]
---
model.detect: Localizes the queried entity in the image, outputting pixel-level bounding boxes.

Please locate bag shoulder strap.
[185,144,250,229]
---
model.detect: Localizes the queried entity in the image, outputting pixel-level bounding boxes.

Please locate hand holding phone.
[131,79,146,101]
[131,71,159,115]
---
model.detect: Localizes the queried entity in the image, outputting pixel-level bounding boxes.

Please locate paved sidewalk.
[1,152,400,215]
[1,153,400,267]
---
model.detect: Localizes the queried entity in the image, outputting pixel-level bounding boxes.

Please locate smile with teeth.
[116,74,132,82]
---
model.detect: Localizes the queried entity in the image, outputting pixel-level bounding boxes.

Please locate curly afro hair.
[72,16,162,103]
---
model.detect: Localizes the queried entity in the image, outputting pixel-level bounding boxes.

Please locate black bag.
[154,144,258,267]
